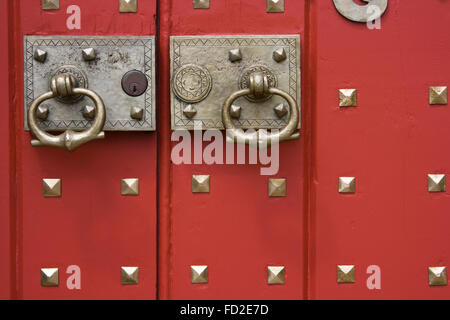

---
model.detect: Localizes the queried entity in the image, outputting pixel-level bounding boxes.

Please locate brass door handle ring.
[222,72,299,147]
[28,74,106,151]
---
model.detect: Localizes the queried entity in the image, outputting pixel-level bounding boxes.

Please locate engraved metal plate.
[170,35,301,130]
[24,36,155,131]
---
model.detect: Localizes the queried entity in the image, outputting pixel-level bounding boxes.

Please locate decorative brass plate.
[24,36,156,131]
[170,35,301,130]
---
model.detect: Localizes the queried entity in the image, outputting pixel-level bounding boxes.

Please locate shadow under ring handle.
[28,76,106,152]
[222,78,299,147]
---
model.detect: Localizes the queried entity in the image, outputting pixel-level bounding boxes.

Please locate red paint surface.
[310,1,450,299]
[162,0,308,300]
[3,0,449,300]
[0,0,12,300]
[12,0,158,299]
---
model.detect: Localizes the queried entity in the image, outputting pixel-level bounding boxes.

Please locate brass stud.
[82,48,96,61]
[268,178,286,197]
[339,89,357,107]
[230,105,241,119]
[191,265,208,284]
[337,265,355,283]
[267,0,284,13]
[192,175,210,193]
[82,106,96,119]
[130,107,144,120]
[34,49,47,63]
[119,0,137,13]
[274,103,288,118]
[428,267,447,286]
[183,105,197,119]
[429,86,447,105]
[228,49,242,63]
[273,48,287,63]
[193,0,210,9]
[41,268,59,286]
[42,0,59,10]
[339,177,355,194]
[36,105,49,120]
[43,179,61,198]
[121,178,139,196]
[428,174,446,193]
[267,266,285,285]
[121,266,139,285]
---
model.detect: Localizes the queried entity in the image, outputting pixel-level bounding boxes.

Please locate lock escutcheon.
[121,70,148,97]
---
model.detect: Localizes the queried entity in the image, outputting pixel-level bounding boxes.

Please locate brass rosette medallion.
[172,64,213,103]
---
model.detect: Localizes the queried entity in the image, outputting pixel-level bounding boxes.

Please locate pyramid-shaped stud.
[119,0,137,13]
[34,49,47,63]
[268,178,286,197]
[267,0,284,13]
[82,48,96,61]
[42,0,59,10]
[41,268,59,287]
[428,174,446,192]
[273,48,287,63]
[339,177,356,193]
[429,86,448,105]
[193,0,210,9]
[121,178,139,196]
[337,265,355,283]
[191,265,208,284]
[192,175,210,193]
[121,266,139,285]
[183,105,197,119]
[228,49,242,63]
[36,105,49,120]
[43,179,61,198]
[428,267,447,286]
[339,89,357,107]
[267,266,285,285]
[130,107,144,120]
[230,105,241,119]
[82,106,96,119]
[274,103,288,118]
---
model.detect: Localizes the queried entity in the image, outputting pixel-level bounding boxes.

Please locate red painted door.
[310,0,450,299]
[158,0,308,300]
[4,0,158,299]
[2,0,449,300]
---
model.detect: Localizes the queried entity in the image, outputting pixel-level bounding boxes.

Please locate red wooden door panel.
[1,0,13,300]
[11,0,158,299]
[310,0,450,299]
[158,0,309,300]
[3,0,449,301]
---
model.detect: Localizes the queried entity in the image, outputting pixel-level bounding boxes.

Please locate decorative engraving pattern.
[24,36,155,131]
[171,35,300,130]
[173,64,212,103]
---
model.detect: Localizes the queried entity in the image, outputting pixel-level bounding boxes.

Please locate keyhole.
[130,83,138,93]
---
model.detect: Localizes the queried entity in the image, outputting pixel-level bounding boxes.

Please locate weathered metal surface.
[24,36,156,131]
[332,0,388,23]
[170,35,301,130]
